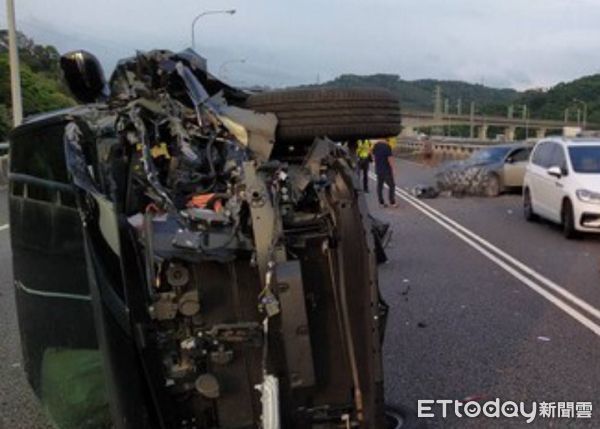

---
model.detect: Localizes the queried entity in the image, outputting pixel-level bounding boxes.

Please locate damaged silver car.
[8,49,406,429]
[435,144,532,197]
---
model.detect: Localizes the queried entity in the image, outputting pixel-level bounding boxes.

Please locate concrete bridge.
[401,110,594,139]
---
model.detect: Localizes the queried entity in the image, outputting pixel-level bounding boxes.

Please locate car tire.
[561,199,578,239]
[523,188,537,222]
[385,404,427,429]
[244,88,402,144]
[484,174,501,197]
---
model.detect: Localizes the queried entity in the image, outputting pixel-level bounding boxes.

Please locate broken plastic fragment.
[187,193,215,209]
[255,375,280,429]
[172,229,201,250]
[150,143,171,159]
[175,61,210,106]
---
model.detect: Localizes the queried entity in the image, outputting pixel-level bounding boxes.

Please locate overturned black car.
[8,49,403,429]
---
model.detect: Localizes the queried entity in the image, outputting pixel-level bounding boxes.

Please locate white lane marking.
[369,174,600,336]
[15,280,91,302]
[0,224,8,232]
[396,186,600,321]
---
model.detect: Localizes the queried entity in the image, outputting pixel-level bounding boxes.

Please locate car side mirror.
[60,50,109,103]
[547,165,562,178]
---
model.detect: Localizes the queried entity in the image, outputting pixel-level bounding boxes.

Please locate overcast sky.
[3,0,600,89]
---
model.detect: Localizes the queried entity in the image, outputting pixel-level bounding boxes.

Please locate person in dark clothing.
[372,139,397,208]
[347,139,359,163]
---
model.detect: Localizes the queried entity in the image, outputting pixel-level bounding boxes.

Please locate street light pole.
[191,9,236,50]
[218,58,246,81]
[6,0,22,126]
[572,99,588,130]
[523,105,529,139]
[469,101,475,139]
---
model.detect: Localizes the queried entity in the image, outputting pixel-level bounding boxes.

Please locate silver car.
[436,143,533,196]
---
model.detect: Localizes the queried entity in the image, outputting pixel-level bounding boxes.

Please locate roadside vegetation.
[0,31,74,140]
[313,73,600,128]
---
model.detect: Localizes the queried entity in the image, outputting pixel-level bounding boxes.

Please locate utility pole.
[507,105,514,119]
[444,98,450,136]
[469,101,475,139]
[564,108,569,123]
[432,85,443,136]
[433,85,442,116]
[6,0,22,126]
[523,105,529,139]
[572,99,588,130]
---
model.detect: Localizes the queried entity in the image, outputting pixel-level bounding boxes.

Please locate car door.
[503,147,531,187]
[528,141,554,218]
[533,142,566,223]
[544,144,569,221]
[9,115,111,428]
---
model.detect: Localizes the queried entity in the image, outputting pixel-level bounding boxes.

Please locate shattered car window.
[470,147,512,163]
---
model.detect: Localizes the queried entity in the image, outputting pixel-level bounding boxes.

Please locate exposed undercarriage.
[58,49,398,429]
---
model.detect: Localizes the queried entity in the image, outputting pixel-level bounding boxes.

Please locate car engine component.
[10,48,400,429]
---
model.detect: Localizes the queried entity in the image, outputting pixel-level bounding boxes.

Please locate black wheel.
[523,188,537,221]
[484,174,501,197]
[385,404,426,429]
[561,199,578,239]
[244,88,401,144]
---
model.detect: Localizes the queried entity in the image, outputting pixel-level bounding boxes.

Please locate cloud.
[2,0,600,89]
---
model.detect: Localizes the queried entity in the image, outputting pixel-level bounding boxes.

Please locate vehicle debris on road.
[435,144,532,197]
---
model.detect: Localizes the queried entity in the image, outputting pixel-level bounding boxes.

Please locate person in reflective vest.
[356,139,372,192]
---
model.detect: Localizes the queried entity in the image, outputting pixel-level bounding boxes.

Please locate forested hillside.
[310,72,600,126]
[0,31,74,139]
[304,73,520,111]
[515,74,600,123]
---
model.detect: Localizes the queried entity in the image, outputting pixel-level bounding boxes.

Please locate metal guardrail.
[396,138,499,162]
[398,139,486,152]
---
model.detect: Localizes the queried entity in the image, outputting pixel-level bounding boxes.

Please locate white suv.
[523,137,600,238]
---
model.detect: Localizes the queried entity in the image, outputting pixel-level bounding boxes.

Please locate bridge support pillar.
[477,125,488,140]
[504,126,516,141]
[535,128,547,139]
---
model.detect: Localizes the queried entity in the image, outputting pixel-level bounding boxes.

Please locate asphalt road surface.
[1,158,599,428]
[374,159,600,428]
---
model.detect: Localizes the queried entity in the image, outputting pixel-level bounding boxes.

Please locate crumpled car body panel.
[8,49,391,429]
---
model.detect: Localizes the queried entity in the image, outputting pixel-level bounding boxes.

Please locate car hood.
[572,173,600,192]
